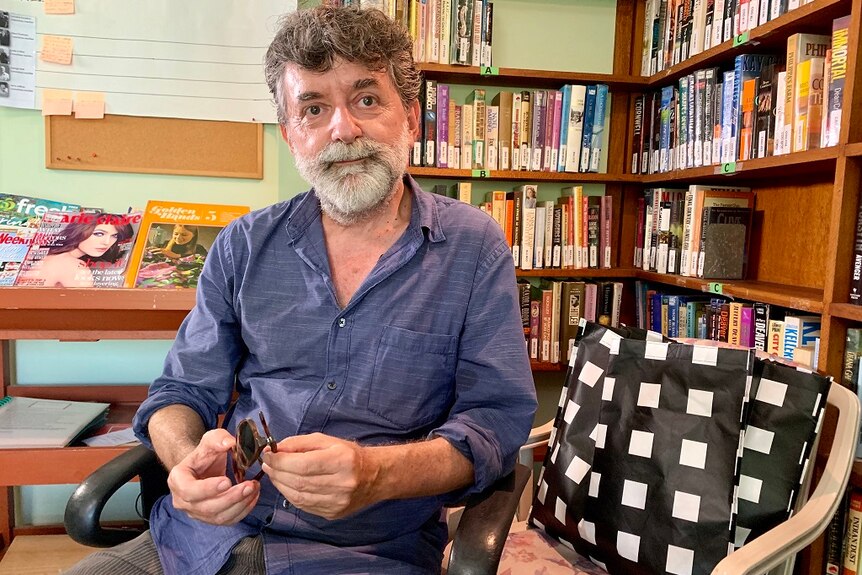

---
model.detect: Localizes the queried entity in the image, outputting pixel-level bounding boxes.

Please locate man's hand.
[261,433,379,520]
[167,429,260,525]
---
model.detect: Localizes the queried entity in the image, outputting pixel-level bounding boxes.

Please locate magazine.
[125,200,250,289]
[14,211,141,288]
[0,193,81,286]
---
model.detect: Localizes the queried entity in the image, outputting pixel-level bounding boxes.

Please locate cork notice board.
[45,114,264,179]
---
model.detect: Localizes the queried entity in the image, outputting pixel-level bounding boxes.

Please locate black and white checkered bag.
[528,322,828,575]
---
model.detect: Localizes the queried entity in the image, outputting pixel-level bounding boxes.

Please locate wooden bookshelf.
[636,272,825,313]
[416,63,647,91]
[845,142,862,157]
[516,268,638,279]
[408,167,640,183]
[1,1,860,572]
[639,148,840,184]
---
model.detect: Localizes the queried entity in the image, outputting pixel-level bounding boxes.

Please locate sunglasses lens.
[237,420,258,463]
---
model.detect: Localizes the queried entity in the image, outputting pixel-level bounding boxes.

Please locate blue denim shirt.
[133,176,537,575]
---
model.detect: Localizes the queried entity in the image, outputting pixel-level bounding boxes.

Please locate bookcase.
[1,1,861,573]
[0,288,194,548]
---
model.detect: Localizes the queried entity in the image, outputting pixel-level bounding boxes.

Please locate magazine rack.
[0,287,195,549]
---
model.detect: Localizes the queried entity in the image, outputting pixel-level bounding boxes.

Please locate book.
[15,211,141,288]
[824,492,848,575]
[844,490,862,575]
[785,33,829,153]
[0,396,109,448]
[842,328,862,392]
[826,16,850,147]
[699,205,751,279]
[125,200,250,289]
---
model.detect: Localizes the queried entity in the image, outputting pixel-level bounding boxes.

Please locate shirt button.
[338,318,346,328]
[326,381,337,390]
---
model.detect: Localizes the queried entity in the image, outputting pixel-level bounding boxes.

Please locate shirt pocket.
[369,325,457,430]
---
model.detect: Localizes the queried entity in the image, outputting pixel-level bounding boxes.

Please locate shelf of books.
[639,147,840,184]
[417,63,648,92]
[644,0,850,88]
[637,271,824,313]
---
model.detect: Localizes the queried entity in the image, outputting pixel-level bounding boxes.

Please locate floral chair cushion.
[499,528,607,575]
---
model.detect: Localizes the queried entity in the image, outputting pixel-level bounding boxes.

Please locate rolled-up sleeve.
[431,220,537,497]
[133,225,247,448]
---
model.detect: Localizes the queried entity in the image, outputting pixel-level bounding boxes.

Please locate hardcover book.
[699,205,751,280]
[124,200,249,289]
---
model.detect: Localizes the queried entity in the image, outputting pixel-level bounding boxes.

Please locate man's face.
[279,58,420,225]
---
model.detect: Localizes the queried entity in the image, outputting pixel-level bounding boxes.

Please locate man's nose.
[330,106,362,143]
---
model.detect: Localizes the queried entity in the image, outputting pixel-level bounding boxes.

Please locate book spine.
[852,193,862,305]
[470,0,482,66]
[753,302,770,351]
[844,491,862,575]
[558,85,572,173]
[486,104,499,170]
[529,299,540,359]
[632,95,644,174]
[580,86,597,172]
[601,195,612,268]
[566,85,586,173]
[828,17,849,147]
[589,84,609,172]
[437,83,449,167]
[423,79,437,166]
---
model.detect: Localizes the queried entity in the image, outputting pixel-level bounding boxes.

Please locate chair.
[458,380,860,575]
[64,442,531,572]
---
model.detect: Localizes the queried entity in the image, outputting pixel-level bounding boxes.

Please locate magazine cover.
[0,193,81,286]
[125,200,250,289]
[0,210,41,286]
[14,211,141,288]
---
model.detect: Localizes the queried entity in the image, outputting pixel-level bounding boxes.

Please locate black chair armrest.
[64,444,168,548]
[446,463,531,575]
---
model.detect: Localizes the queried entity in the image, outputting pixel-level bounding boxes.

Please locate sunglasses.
[231,411,278,485]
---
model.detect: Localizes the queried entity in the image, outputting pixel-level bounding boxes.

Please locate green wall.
[2,0,616,526]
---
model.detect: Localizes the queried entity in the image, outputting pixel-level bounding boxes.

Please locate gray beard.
[294,131,412,226]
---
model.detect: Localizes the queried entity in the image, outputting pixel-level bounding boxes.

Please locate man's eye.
[306,105,321,116]
[360,96,376,107]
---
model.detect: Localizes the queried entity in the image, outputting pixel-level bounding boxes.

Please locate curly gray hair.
[264,6,421,125]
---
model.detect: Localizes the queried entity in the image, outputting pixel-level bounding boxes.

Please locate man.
[66,6,535,575]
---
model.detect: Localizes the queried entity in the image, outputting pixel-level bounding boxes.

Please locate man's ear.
[407,100,421,142]
[279,123,295,154]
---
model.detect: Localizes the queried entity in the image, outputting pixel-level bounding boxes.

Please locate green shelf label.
[480,66,500,76]
[732,31,750,47]
[471,169,492,178]
[707,282,724,295]
[720,162,737,174]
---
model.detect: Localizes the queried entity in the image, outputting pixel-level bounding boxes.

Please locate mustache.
[317,139,386,168]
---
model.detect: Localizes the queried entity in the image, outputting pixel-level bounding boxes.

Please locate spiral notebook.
[0,396,109,448]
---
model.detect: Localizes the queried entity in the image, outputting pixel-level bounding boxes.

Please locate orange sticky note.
[41,35,73,65]
[44,0,75,15]
[41,89,73,116]
[74,91,105,119]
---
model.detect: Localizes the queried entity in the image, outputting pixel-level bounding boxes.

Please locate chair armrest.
[712,383,861,575]
[446,463,531,575]
[64,444,166,548]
